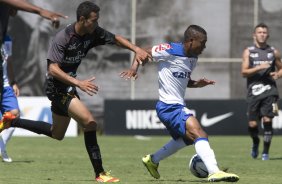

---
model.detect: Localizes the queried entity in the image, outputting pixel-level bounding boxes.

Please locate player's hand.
[270,72,280,80]
[39,9,68,29]
[77,77,99,96]
[120,69,138,80]
[196,77,216,87]
[134,47,152,66]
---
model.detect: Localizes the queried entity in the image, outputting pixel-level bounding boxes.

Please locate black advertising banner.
[104,100,282,135]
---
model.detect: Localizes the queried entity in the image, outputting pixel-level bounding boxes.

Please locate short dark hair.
[184,25,207,42]
[254,23,268,32]
[76,1,100,21]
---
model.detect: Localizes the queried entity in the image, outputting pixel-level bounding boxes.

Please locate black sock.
[263,122,273,154]
[84,131,104,177]
[248,126,259,145]
[11,118,52,137]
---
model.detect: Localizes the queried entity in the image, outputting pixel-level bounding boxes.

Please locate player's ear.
[79,16,86,23]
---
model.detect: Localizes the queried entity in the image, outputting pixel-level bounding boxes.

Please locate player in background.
[0,1,150,182]
[120,25,239,182]
[0,35,20,163]
[241,23,282,160]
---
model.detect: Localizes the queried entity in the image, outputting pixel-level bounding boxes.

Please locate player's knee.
[83,120,97,131]
[51,133,65,141]
[262,117,272,124]
[248,121,257,127]
[187,128,208,141]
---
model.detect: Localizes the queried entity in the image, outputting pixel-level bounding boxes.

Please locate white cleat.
[1,151,12,163]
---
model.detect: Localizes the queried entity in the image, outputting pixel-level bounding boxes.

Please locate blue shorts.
[156,101,193,144]
[1,86,19,115]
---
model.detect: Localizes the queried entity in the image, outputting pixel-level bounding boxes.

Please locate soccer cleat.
[1,150,12,163]
[0,112,16,133]
[262,153,269,161]
[96,171,120,183]
[142,154,160,179]
[251,143,259,159]
[208,171,239,182]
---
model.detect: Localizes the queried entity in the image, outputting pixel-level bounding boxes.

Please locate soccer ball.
[189,154,208,178]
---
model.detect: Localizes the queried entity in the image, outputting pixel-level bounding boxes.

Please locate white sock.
[151,138,187,164]
[194,138,220,174]
[1,127,15,145]
[0,135,4,153]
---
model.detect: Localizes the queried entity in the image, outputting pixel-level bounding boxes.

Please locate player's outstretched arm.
[120,56,140,80]
[120,47,153,80]
[0,0,67,28]
[114,35,152,65]
[187,78,215,88]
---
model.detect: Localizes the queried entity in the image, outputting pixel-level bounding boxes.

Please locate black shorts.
[46,86,79,117]
[247,96,278,121]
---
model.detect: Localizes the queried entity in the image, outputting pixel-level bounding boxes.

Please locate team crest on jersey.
[84,40,91,48]
[250,53,259,58]
[68,43,81,50]
[154,43,172,52]
[267,52,273,59]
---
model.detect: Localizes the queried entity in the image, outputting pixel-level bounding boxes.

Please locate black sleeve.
[47,29,68,64]
[90,26,116,47]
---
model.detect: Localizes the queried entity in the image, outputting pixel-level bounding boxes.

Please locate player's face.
[84,11,99,34]
[253,27,268,44]
[193,36,207,55]
[185,34,207,56]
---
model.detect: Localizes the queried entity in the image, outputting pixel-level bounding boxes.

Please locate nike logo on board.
[200,112,233,127]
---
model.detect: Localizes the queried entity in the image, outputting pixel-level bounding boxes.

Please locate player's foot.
[262,153,269,161]
[0,112,16,133]
[142,154,160,179]
[251,142,259,159]
[96,171,120,182]
[1,150,12,163]
[208,171,239,182]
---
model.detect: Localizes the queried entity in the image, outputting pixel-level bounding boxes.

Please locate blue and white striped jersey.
[152,42,198,105]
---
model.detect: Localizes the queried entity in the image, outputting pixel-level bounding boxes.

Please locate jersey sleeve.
[151,43,172,62]
[47,30,67,64]
[90,26,116,47]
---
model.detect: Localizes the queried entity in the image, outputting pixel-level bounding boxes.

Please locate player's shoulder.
[52,24,74,45]
[153,43,172,52]
[247,45,255,51]
[153,42,185,57]
[269,45,276,51]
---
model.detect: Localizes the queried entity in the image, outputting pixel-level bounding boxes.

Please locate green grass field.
[1,135,282,184]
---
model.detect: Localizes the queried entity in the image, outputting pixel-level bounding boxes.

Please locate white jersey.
[152,43,198,105]
[1,35,12,87]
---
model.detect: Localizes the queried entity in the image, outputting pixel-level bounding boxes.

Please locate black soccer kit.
[246,45,279,120]
[46,23,116,116]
